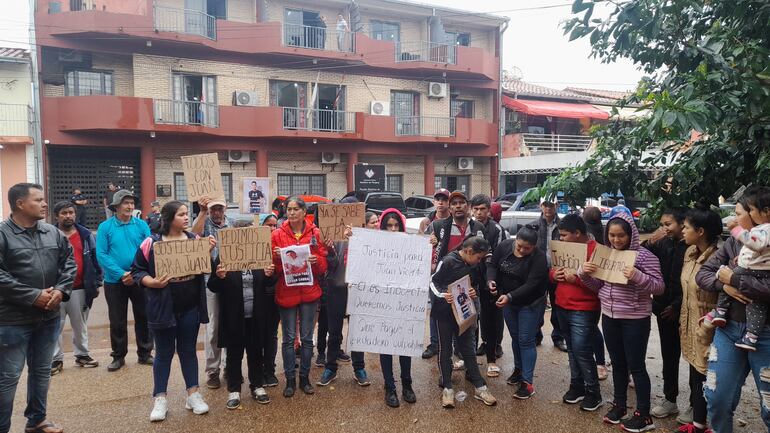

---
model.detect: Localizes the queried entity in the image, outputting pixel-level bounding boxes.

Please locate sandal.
[487,364,501,377]
[25,421,63,433]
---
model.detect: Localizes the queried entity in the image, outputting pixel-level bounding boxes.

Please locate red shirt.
[551,240,600,311]
[446,223,468,253]
[68,230,84,289]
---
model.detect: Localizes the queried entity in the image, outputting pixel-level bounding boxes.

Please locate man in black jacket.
[51,201,103,375]
[422,191,485,361]
[0,183,76,433]
[530,201,567,351]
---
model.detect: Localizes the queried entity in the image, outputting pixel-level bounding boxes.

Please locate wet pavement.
[11,304,766,433]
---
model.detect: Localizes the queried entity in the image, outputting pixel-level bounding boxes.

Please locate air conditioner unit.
[369,100,390,116]
[233,90,257,106]
[227,150,250,163]
[428,82,447,98]
[321,152,341,164]
[457,157,474,170]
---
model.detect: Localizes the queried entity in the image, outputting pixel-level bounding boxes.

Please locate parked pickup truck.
[498,188,568,236]
[364,192,421,219]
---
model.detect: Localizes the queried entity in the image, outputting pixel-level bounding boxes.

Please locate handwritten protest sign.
[218,227,272,271]
[450,275,477,335]
[153,238,211,279]
[589,244,638,284]
[280,244,313,287]
[550,240,588,270]
[345,228,432,357]
[317,203,366,242]
[181,153,225,202]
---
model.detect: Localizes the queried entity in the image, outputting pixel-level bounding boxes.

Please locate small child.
[430,237,497,409]
[704,189,770,351]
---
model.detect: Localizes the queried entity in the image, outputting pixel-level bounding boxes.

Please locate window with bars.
[174,172,233,203]
[386,174,403,194]
[65,70,113,96]
[371,20,400,42]
[277,174,326,196]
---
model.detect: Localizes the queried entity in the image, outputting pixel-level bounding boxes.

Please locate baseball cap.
[449,190,467,203]
[208,199,227,208]
[433,188,450,199]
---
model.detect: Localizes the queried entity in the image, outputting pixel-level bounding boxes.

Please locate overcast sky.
[2,0,644,91]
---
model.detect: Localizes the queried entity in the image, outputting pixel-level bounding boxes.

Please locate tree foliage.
[537,0,770,212]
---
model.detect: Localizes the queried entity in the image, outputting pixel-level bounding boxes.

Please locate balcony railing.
[395,41,457,64]
[283,24,354,52]
[395,116,455,137]
[154,99,219,127]
[521,133,593,153]
[153,5,216,40]
[0,104,31,137]
[282,107,356,132]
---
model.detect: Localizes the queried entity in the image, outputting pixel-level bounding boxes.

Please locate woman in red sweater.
[271,197,328,398]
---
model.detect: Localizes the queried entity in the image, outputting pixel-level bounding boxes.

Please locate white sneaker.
[651,399,679,418]
[442,388,455,408]
[452,359,465,371]
[185,391,210,415]
[676,406,693,424]
[150,396,167,422]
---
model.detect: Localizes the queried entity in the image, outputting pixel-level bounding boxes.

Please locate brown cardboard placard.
[181,153,225,202]
[218,227,273,271]
[317,203,366,242]
[153,238,211,279]
[550,240,588,270]
[589,244,638,284]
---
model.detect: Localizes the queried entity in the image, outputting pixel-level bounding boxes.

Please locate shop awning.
[503,96,609,120]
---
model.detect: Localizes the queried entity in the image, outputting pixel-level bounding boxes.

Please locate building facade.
[35,0,506,226]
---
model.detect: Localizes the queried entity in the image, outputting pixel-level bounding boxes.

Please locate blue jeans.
[502,298,546,384]
[152,308,201,396]
[0,317,61,432]
[594,324,606,365]
[380,354,412,391]
[556,309,601,394]
[602,315,652,416]
[706,321,770,433]
[280,301,318,379]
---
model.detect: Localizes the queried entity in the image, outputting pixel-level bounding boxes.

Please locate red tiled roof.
[0,47,30,61]
[502,79,588,101]
[564,87,633,101]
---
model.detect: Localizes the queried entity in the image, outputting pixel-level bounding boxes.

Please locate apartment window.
[435,175,470,195]
[446,31,471,46]
[65,70,113,96]
[371,20,400,42]
[385,175,403,194]
[174,172,233,203]
[451,98,474,118]
[277,174,326,196]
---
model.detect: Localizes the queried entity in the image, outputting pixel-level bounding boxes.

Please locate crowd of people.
[1,181,770,433]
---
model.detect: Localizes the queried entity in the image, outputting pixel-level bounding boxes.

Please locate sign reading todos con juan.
[345,228,431,357]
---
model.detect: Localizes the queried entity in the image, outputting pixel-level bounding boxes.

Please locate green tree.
[537,0,770,212]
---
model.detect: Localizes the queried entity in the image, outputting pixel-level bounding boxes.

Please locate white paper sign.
[279,244,313,287]
[345,228,432,357]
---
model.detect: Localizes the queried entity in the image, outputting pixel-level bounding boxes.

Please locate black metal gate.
[47,146,142,229]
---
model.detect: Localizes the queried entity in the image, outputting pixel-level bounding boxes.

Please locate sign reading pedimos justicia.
[354,164,386,193]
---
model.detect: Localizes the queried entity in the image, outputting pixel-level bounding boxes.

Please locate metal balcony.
[395,116,455,137]
[282,107,356,132]
[153,5,216,40]
[153,99,219,127]
[283,24,354,52]
[0,104,31,137]
[521,133,593,153]
[395,41,457,64]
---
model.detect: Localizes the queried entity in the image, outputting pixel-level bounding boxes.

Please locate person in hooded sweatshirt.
[579,213,664,433]
[377,209,418,408]
[431,236,498,409]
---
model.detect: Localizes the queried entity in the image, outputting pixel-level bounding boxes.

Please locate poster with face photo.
[241,177,270,214]
[280,244,313,287]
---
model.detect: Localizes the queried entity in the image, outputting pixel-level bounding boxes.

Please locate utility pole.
[28,0,44,184]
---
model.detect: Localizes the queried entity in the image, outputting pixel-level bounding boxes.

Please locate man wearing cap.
[424,191,485,363]
[191,197,233,389]
[145,201,161,235]
[96,189,154,372]
[419,188,450,235]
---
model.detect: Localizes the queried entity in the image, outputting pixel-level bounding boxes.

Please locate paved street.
[11,303,765,433]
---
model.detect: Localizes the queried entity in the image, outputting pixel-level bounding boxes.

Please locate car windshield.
[368,194,406,210]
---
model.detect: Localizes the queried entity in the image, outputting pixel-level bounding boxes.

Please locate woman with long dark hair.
[131,201,215,422]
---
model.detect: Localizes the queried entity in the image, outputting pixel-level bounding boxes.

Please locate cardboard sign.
[550,240,589,270]
[589,244,638,284]
[450,275,477,335]
[153,238,211,279]
[218,227,272,271]
[181,153,225,202]
[317,203,366,242]
[345,228,432,357]
[280,245,313,287]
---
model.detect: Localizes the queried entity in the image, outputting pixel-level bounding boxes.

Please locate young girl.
[704,187,770,351]
[208,219,277,409]
[431,236,497,409]
[131,201,215,422]
[580,213,664,432]
[378,209,417,408]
